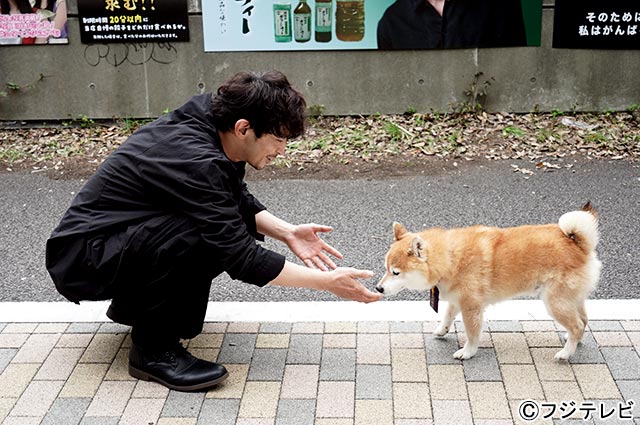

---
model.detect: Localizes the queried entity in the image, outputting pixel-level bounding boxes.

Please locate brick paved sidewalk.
[1,318,639,425]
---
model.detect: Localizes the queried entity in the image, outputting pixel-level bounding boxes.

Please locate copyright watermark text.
[519,399,635,422]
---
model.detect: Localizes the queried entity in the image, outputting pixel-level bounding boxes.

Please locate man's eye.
[392,270,400,276]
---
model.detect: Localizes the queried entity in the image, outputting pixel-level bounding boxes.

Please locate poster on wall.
[77,0,189,43]
[202,0,542,52]
[553,0,640,49]
[0,0,69,45]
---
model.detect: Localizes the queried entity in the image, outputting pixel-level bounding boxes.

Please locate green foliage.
[584,132,608,144]
[76,114,95,129]
[384,121,403,142]
[455,72,495,114]
[63,114,96,129]
[627,104,640,112]
[0,148,21,163]
[307,104,326,117]
[404,106,417,115]
[1,74,47,98]
[118,117,152,134]
[502,125,526,138]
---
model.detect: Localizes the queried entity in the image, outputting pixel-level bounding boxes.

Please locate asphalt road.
[0,157,638,303]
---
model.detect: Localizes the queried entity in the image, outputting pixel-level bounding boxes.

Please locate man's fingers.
[312,224,333,233]
[361,291,383,303]
[349,285,382,303]
[349,269,375,280]
[312,256,329,272]
[322,242,343,259]
[318,252,337,270]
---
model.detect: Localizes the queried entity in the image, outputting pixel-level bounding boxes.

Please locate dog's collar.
[430,286,440,313]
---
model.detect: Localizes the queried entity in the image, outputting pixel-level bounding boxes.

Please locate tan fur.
[376,203,602,360]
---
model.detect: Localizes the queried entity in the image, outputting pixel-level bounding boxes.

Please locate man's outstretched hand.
[286,223,343,271]
[326,268,382,303]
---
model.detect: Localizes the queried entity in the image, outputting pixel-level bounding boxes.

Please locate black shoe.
[128,342,228,391]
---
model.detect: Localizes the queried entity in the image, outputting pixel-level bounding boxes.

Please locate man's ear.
[234,119,251,137]
[411,236,427,262]
[393,222,408,241]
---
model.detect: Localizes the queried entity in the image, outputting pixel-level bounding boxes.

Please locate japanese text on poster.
[553,0,640,49]
[78,0,189,43]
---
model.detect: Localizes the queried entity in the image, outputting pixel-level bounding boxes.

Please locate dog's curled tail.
[558,201,599,253]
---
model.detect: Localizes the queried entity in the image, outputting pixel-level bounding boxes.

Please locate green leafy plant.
[585,132,608,145]
[502,125,526,138]
[1,82,23,97]
[1,74,48,98]
[77,114,95,129]
[0,148,21,163]
[307,104,326,117]
[455,72,495,114]
[384,121,403,142]
[404,106,417,115]
[118,117,152,134]
[63,114,96,129]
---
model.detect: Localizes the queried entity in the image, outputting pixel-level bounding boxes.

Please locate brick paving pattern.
[0,320,639,424]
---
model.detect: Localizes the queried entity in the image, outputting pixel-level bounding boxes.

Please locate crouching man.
[46,70,381,392]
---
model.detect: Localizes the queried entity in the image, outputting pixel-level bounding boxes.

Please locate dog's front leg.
[434,302,459,336]
[453,304,483,360]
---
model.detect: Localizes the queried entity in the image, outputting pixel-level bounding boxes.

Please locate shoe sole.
[128,365,229,392]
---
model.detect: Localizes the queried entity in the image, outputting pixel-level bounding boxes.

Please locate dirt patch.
[244,154,479,181]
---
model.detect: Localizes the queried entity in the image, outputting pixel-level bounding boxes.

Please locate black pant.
[105,214,222,340]
[48,215,221,341]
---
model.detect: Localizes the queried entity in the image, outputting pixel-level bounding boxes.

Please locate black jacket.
[46,93,285,301]
[377,0,527,50]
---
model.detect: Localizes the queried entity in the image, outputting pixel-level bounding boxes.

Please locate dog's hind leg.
[577,300,588,332]
[543,289,586,360]
[434,302,459,337]
[453,302,483,360]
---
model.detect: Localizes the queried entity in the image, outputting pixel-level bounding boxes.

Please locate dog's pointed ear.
[411,236,427,262]
[393,222,408,240]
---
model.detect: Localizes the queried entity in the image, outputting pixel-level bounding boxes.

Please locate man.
[377,0,527,50]
[46,70,382,392]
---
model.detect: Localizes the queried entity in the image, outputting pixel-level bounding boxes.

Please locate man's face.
[246,130,287,170]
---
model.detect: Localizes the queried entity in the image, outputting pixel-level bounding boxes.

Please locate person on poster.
[377,0,527,50]
[46,70,382,392]
[0,0,36,44]
[33,0,68,44]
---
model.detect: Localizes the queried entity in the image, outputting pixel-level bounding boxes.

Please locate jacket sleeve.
[239,182,267,241]
[139,156,285,287]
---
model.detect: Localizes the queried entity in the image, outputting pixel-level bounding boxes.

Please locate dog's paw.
[433,325,449,337]
[453,347,477,360]
[554,348,572,361]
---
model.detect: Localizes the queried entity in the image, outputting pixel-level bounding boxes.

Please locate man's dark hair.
[211,70,306,139]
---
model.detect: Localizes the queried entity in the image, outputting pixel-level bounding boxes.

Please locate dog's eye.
[392,270,400,276]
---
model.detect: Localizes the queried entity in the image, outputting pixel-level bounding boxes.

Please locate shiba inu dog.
[375,203,601,361]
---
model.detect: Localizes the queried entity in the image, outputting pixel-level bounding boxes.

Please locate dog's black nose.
[375,286,384,294]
